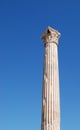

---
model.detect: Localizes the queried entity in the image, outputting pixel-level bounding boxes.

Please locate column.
[41,26,60,130]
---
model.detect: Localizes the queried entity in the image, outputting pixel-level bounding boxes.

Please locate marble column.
[41,26,60,130]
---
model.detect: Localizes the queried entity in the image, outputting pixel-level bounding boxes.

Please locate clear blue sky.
[0,0,80,130]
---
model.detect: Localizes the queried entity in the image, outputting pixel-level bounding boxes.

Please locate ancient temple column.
[41,26,60,130]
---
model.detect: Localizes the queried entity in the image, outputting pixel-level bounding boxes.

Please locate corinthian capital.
[41,26,60,46]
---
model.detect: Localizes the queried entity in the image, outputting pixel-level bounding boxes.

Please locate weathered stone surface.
[41,26,60,130]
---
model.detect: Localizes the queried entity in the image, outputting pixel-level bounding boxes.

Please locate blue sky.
[0,0,80,130]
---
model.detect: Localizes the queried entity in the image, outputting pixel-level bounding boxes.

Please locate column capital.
[41,26,60,46]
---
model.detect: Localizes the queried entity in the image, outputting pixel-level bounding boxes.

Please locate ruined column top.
[41,26,61,46]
